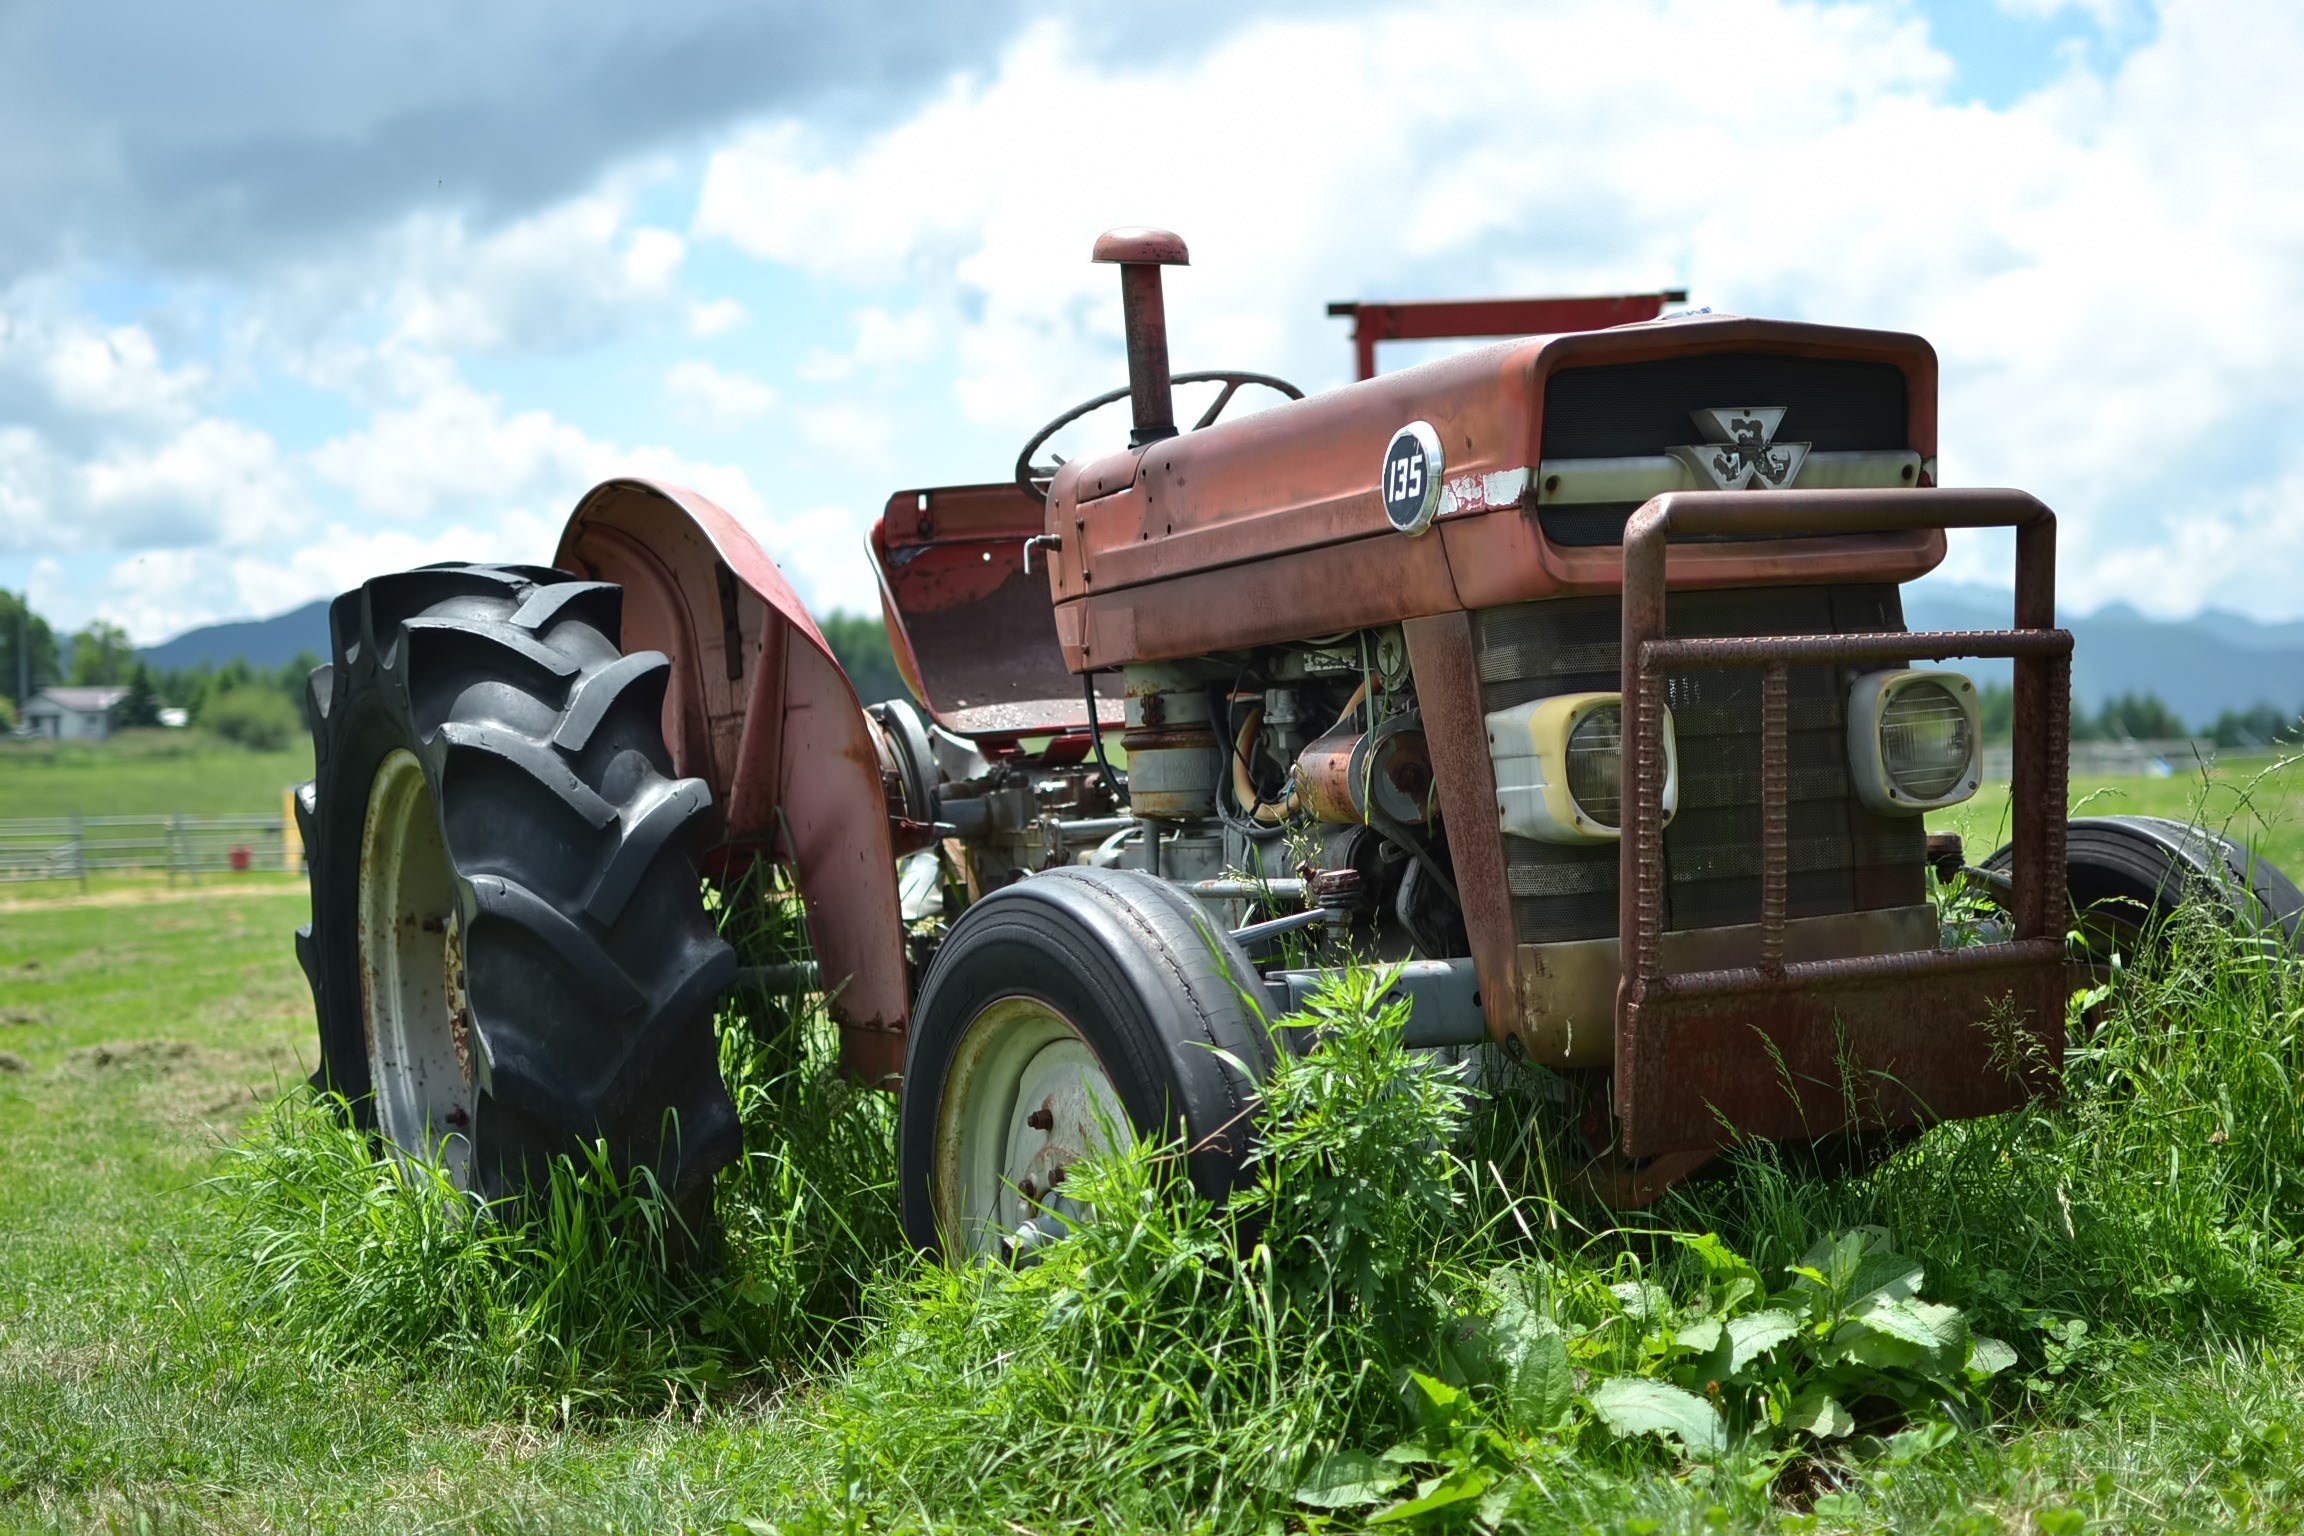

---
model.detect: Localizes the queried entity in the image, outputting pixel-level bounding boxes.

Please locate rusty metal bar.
[2010,513,2063,943]
[1759,661,1789,976]
[1643,628,2072,669]
[1641,936,2065,1003]
[1635,667,1668,985]
[1617,486,2069,1155]
[1327,292,1689,381]
[1627,486,2056,539]
[1619,521,1669,1001]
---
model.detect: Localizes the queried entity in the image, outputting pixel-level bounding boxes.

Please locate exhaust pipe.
[1092,227,1187,447]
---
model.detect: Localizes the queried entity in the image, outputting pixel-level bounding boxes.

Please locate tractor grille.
[1474,585,1928,943]
[1538,352,1909,546]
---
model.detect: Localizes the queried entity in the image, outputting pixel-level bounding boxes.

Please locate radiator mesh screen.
[1475,585,1929,942]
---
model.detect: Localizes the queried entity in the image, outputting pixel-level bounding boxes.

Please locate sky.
[1,0,2297,646]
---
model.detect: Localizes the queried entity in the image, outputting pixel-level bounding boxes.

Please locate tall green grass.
[206,862,901,1416]
[211,1097,741,1411]
[195,840,2304,1530]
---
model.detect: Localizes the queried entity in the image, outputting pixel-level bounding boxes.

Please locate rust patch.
[444,908,474,1088]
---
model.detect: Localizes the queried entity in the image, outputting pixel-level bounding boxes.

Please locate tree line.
[1966,682,2293,748]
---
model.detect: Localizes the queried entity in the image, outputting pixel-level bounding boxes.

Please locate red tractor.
[294,227,2300,1257]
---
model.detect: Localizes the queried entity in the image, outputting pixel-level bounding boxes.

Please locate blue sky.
[2,0,2294,644]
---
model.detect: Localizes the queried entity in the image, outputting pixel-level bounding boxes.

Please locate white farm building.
[19,686,128,741]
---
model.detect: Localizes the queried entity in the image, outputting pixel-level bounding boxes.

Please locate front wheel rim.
[933,995,1127,1259]
[357,748,477,1188]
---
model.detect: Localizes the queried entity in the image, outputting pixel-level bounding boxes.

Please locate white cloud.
[220,183,701,413]
[25,557,67,619]
[97,516,568,643]
[797,304,939,381]
[0,294,216,443]
[665,359,779,426]
[0,412,307,557]
[39,323,208,422]
[0,427,62,551]
[688,297,748,337]
[694,5,1951,432]
[1995,0,2142,31]
[623,226,687,289]
[81,418,304,549]
[768,504,880,615]
[794,402,894,461]
[693,0,2304,617]
[293,372,884,608]
[388,195,690,357]
[309,376,770,530]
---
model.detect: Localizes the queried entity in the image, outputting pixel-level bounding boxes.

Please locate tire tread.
[299,563,738,1209]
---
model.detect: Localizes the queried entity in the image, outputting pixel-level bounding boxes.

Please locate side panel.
[555,479,908,1083]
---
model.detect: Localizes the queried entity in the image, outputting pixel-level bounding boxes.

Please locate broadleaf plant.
[1586,1226,2014,1460]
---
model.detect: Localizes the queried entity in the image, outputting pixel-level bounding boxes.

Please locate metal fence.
[0,815,294,886]
[1983,737,2217,783]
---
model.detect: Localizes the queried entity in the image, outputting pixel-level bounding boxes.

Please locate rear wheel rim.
[934,995,1126,1259]
[357,748,476,1188]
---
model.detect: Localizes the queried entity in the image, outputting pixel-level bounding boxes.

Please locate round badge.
[1380,421,1444,536]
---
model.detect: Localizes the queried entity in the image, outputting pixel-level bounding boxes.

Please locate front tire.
[295,562,739,1214]
[897,868,1275,1259]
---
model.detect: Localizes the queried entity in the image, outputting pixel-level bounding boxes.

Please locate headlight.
[1846,670,1982,814]
[1486,692,1677,844]
[1565,702,1623,827]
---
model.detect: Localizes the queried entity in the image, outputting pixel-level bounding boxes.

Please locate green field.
[1937,751,2304,877]
[0,730,312,819]
[5,758,2304,1531]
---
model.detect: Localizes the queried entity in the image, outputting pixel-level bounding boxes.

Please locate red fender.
[554,479,908,1084]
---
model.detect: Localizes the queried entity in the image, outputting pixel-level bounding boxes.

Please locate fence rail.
[0,814,294,886]
[1982,737,2216,783]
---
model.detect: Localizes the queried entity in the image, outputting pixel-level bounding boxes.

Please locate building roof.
[28,686,129,712]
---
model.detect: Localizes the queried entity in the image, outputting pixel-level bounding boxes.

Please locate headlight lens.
[1879,681,1972,799]
[1565,702,1623,828]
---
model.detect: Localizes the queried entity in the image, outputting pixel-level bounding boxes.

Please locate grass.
[0,729,313,819]
[4,773,2304,1531]
[1938,749,2304,877]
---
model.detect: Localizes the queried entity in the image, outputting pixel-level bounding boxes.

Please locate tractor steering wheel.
[1014,370,1305,502]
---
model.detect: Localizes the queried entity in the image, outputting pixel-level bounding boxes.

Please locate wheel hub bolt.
[1026,1105,1054,1131]
[1019,1177,1039,1202]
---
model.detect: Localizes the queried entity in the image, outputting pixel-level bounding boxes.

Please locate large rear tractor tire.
[898,868,1275,1260]
[295,562,739,1218]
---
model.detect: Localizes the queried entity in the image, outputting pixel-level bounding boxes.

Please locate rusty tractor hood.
[1041,314,1946,672]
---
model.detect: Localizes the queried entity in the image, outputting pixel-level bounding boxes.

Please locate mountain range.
[1901,583,2304,724]
[139,581,2304,731]
[138,599,330,672]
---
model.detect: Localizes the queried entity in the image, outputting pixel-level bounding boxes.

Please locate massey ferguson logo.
[1670,406,1810,491]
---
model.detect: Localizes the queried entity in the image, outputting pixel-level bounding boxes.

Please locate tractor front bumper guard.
[1613,488,2073,1158]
